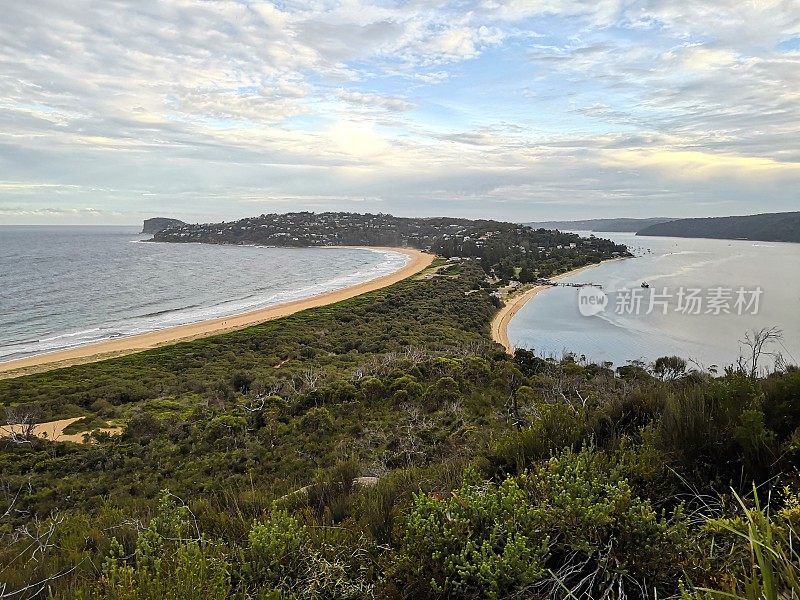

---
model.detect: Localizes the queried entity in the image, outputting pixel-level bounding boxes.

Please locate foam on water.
[0,227,410,362]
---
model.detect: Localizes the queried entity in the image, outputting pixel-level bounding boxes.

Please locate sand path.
[0,417,121,444]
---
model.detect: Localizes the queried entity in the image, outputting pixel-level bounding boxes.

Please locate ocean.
[0,226,409,363]
[508,232,800,371]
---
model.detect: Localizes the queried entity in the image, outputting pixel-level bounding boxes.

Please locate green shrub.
[394,448,693,599]
[390,375,423,401]
[356,468,420,546]
[203,414,248,450]
[526,447,692,598]
[298,406,334,435]
[359,377,387,402]
[89,493,231,600]
[393,467,548,599]
[305,460,360,522]
[244,510,306,590]
[421,376,460,410]
[231,371,253,394]
[93,538,231,600]
[684,489,800,599]
[485,402,584,475]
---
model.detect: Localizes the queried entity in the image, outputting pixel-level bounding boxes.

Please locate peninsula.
[3,213,627,376]
[152,211,629,280]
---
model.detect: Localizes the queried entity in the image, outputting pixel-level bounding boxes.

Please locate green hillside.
[0,232,798,599]
[638,211,800,242]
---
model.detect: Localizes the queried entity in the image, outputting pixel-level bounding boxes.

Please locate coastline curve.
[0,247,433,378]
[491,258,625,354]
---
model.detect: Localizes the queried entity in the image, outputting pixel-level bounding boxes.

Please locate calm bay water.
[508,233,800,370]
[0,226,409,362]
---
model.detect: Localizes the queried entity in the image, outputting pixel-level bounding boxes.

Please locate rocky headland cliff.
[141,217,186,235]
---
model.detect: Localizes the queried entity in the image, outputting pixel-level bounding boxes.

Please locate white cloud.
[0,0,797,223]
[420,25,506,61]
[336,90,415,111]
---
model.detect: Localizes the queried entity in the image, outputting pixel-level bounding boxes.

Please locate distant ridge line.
[524,217,675,233]
[636,211,800,243]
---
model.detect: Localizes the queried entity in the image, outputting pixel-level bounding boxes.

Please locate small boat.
[641,281,650,288]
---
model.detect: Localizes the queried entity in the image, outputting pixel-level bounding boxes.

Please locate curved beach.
[491,259,621,353]
[0,247,433,378]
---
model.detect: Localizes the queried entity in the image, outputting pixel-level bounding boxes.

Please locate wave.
[0,248,410,363]
[0,327,111,361]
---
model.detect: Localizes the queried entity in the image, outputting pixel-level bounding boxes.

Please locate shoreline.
[0,247,434,379]
[491,258,626,354]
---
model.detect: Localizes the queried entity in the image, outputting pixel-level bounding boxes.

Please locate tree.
[652,355,687,380]
[738,326,783,378]
[1,406,42,444]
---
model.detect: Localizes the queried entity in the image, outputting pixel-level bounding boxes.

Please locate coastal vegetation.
[637,211,800,243]
[0,231,798,598]
[152,212,629,280]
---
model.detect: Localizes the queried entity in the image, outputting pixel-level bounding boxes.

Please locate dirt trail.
[0,417,121,443]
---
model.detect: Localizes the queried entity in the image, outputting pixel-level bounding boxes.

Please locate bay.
[508,232,800,371]
[0,226,408,362]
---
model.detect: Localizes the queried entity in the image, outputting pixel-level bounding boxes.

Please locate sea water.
[508,232,800,371]
[0,226,409,362]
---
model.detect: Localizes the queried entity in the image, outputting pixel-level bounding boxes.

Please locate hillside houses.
[153,212,629,281]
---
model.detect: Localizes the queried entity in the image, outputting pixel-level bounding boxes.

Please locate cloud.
[604,148,800,177]
[418,25,506,62]
[0,206,106,216]
[336,90,415,111]
[0,0,798,223]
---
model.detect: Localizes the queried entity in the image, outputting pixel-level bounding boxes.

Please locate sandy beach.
[0,247,434,378]
[491,259,624,353]
[0,416,121,444]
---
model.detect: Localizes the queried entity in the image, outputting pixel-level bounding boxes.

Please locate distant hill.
[637,211,800,243]
[525,217,675,232]
[141,217,186,234]
[152,211,630,279]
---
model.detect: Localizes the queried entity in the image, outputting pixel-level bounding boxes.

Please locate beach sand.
[0,416,121,444]
[491,259,624,354]
[0,247,434,379]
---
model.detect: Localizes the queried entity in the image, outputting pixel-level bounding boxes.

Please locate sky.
[1,0,799,225]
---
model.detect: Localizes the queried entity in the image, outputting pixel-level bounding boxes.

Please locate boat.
[641,281,650,288]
